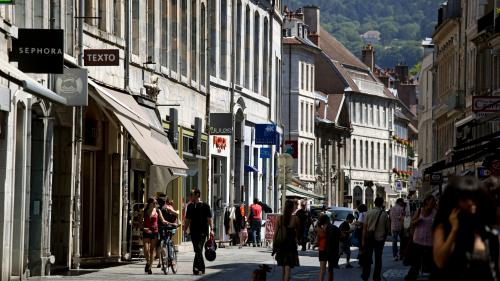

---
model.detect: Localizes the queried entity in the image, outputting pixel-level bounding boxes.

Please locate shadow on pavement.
[199,263,321,281]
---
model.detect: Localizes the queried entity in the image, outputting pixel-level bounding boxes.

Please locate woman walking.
[273,200,300,281]
[404,195,436,281]
[143,197,170,274]
[432,177,500,281]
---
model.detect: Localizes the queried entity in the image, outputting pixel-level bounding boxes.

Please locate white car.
[327,207,355,228]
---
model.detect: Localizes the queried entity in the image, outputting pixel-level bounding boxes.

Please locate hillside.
[286,0,443,68]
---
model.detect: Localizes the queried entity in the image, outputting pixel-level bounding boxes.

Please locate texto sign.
[472,96,500,112]
[84,49,120,66]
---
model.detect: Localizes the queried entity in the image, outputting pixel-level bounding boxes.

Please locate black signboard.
[430,173,443,185]
[10,29,64,73]
[209,113,232,135]
[84,49,120,66]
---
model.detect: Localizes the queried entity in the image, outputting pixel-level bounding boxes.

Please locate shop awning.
[88,80,188,172]
[0,61,67,105]
[286,184,325,200]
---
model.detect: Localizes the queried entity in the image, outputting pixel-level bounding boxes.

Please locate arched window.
[191,0,197,81]
[365,186,374,209]
[170,0,178,71]
[220,0,227,80]
[244,6,250,88]
[200,3,206,86]
[353,186,363,209]
[253,12,260,92]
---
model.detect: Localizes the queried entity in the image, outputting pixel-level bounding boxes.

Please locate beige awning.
[88,80,188,171]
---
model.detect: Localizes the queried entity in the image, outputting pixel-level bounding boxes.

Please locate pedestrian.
[353,204,368,249]
[156,195,179,268]
[339,213,355,268]
[390,198,405,261]
[249,198,263,247]
[272,199,300,281]
[296,200,313,251]
[143,197,170,274]
[432,176,499,281]
[404,194,436,281]
[183,188,214,275]
[239,221,249,248]
[316,214,340,281]
[361,197,390,281]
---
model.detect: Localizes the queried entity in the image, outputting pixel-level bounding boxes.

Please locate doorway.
[211,156,227,240]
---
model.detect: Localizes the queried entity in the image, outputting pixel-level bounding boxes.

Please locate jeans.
[361,240,385,281]
[191,234,207,273]
[251,220,262,246]
[392,230,401,258]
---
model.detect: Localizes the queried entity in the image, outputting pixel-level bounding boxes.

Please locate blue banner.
[255,124,277,145]
[260,147,272,159]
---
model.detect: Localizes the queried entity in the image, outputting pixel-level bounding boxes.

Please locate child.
[239,220,249,248]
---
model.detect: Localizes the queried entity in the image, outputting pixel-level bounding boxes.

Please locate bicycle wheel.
[170,245,177,274]
[160,240,168,275]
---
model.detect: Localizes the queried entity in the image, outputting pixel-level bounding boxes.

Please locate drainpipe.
[72,0,84,270]
[229,0,236,205]
[124,0,131,90]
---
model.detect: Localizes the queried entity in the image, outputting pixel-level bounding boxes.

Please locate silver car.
[327,206,355,228]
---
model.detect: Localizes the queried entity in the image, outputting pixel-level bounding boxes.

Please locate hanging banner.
[54,68,88,106]
[255,124,277,145]
[209,113,233,135]
[260,147,272,159]
[10,29,64,73]
[210,135,230,157]
[265,213,279,241]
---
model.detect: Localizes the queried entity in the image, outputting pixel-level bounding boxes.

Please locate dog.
[252,264,272,281]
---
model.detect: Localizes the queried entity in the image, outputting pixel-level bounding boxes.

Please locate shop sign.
[10,29,64,73]
[209,113,232,135]
[477,166,492,179]
[430,172,443,185]
[473,96,500,112]
[84,49,120,66]
[210,135,230,157]
[260,147,272,159]
[255,124,277,145]
[484,156,500,177]
[284,140,298,159]
[0,0,15,4]
[0,85,10,112]
[396,181,402,191]
[54,68,88,106]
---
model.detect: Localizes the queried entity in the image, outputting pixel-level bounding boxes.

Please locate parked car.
[327,206,355,228]
[309,204,327,220]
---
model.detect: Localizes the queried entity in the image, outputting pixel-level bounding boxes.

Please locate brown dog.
[252,264,272,281]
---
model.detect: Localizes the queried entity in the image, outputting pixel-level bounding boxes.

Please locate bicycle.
[159,224,180,275]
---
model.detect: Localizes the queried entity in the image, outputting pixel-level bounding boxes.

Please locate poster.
[265,213,280,241]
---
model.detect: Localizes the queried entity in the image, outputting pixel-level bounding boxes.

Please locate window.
[220,0,227,80]
[253,12,260,92]
[300,101,304,132]
[191,0,197,81]
[383,143,387,170]
[375,104,380,127]
[353,139,357,167]
[209,1,216,76]
[360,141,363,168]
[368,103,372,125]
[306,102,309,133]
[147,0,155,59]
[263,18,269,97]
[311,66,315,91]
[364,103,367,124]
[132,0,139,55]
[113,0,122,37]
[99,0,107,30]
[161,0,168,66]
[301,62,305,90]
[377,143,380,170]
[65,0,74,54]
[84,0,96,26]
[300,143,304,174]
[371,142,374,169]
[306,65,310,92]
[180,0,188,76]
[200,4,206,86]
[236,1,242,85]
[359,100,363,124]
[310,103,314,133]
[382,106,386,128]
[170,0,178,71]
[310,144,313,175]
[365,140,368,168]
[352,99,356,124]
[244,6,250,88]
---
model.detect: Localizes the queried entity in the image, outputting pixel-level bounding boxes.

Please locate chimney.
[395,62,409,83]
[303,5,320,47]
[361,44,375,71]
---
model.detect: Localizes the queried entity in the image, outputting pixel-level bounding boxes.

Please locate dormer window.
[298,24,303,38]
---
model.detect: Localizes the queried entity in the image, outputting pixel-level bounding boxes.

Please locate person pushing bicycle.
[157,195,179,269]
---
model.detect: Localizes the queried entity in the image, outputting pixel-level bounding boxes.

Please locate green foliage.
[287,0,443,68]
[410,62,422,76]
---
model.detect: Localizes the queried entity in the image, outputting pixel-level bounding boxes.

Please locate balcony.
[447,91,465,111]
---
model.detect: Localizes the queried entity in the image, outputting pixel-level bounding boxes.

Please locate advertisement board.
[255,124,277,145]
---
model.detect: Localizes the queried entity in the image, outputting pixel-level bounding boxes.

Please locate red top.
[250,204,262,221]
[317,228,327,251]
[144,210,159,233]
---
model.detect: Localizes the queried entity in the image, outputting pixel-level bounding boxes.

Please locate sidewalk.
[34,243,408,281]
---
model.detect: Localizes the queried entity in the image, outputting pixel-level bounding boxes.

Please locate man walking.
[361,197,390,281]
[296,200,312,251]
[390,198,405,261]
[248,198,263,247]
[183,188,213,275]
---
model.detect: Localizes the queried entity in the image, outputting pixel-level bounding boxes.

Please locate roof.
[319,26,369,70]
[329,94,344,123]
[283,36,321,52]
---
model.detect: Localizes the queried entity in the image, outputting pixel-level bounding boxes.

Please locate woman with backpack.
[143,197,170,274]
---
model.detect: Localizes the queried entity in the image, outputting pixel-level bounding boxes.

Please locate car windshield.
[330,210,351,221]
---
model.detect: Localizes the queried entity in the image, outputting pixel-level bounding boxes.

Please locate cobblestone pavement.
[35,243,409,281]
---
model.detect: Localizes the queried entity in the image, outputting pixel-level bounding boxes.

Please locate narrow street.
[37,244,407,281]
